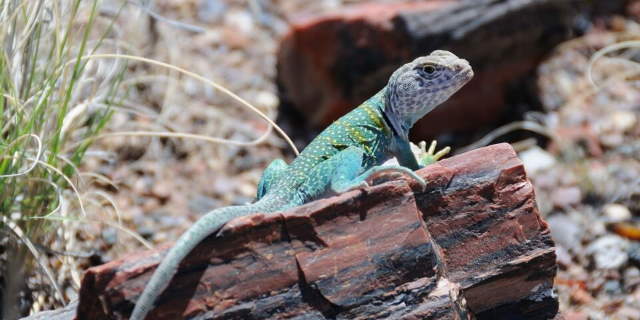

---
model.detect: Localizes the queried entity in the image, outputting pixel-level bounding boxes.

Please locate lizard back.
[268,89,393,205]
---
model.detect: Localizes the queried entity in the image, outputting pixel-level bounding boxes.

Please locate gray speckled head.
[384,50,473,136]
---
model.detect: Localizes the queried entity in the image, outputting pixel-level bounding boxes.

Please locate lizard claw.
[417,140,451,166]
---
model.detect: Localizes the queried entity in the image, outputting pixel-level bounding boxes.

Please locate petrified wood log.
[276,0,629,139]
[76,143,557,319]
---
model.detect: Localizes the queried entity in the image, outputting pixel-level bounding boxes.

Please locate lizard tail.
[130,200,270,320]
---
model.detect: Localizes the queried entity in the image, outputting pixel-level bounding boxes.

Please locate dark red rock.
[276,0,629,139]
[75,144,557,319]
[422,146,557,319]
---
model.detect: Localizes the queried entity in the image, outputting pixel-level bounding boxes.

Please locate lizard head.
[384,50,473,136]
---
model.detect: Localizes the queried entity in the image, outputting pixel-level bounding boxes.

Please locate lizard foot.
[366,166,427,191]
[417,140,451,167]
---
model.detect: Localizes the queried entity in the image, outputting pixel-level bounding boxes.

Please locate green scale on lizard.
[130,50,473,320]
[259,90,394,207]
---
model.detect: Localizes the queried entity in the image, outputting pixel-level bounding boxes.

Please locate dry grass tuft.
[0,0,127,316]
[0,0,311,316]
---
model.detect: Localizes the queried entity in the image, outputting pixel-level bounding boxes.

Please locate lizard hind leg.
[295,146,369,198]
[256,159,288,200]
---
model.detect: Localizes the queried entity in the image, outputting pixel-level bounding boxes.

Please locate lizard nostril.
[453,60,471,74]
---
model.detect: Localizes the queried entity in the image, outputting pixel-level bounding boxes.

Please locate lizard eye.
[422,64,437,74]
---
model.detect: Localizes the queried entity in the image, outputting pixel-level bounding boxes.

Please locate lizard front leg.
[393,137,421,170]
[299,146,426,199]
[393,136,450,169]
[337,164,426,192]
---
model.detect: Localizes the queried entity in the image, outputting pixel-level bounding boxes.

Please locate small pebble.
[198,0,227,23]
[587,235,630,269]
[603,203,632,222]
[224,9,254,35]
[623,266,640,290]
[136,225,154,240]
[610,111,637,133]
[600,133,625,148]
[628,242,640,266]
[520,146,556,174]
[623,266,640,279]
[133,177,153,195]
[548,214,583,250]
[158,214,183,228]
[551,186,582,208]
[101,227,118,245]
[603,280,622,294]
[555,245,573,267]
[570,287,594,305]
[152,183,172,199]
[255,90,279,110]
[142,197,161,212]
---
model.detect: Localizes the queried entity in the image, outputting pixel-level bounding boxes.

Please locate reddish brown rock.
[276,0,629,139]
[75,144,557,319]
[420,146,558,319]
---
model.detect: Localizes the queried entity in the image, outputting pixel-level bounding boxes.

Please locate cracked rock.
[74,144,558,319]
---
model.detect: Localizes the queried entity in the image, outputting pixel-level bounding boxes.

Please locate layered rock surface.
[74,143,558,319]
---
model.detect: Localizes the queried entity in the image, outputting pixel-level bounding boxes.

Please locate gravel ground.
[532,18,640,320]
[21,1,640,318]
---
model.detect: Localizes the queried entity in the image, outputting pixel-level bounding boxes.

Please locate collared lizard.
[130,50,473,319]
